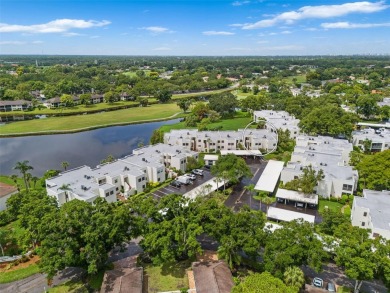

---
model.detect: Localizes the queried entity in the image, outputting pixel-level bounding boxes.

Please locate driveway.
[151,168,214,201]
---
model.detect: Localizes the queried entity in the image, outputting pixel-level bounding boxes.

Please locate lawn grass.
[283,75,306,84]
[0,103,181,135]
[0,175,24,186]
[337,285,352,293]
[0,264,40,284]
[318,199,344,214]
[87,270,105,291]
[48,280,88,293]
[144,260,190,293]
[159,112,252,134]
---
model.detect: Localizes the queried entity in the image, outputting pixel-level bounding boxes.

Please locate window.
[363,212,367,217]
[114,179,118,183]
[116,187,119,191]
[110,190,114,195]
[105,192,109,197]
[342,184,353,191]
[142,185,145,188]
[138,178,141,182]
[361,222,365,227]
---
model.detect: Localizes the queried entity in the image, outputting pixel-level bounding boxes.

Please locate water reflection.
[0,119,180,176]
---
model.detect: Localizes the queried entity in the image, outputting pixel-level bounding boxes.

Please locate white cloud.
[0,41,26,45]
[243,1,389,29]
[90,35,100,39]
[229,23,247,27]
[321,21,390,28]
[202,31,235,35]
[232,1,250,6]
[0,19,111,33]
[257,40,269,44]
[152,47,172,51]
[62,32,84,37]
[140,26,172,33]
[32,40,44,44]
[281,30,292,34]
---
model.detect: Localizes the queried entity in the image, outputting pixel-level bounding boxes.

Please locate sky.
[0,0,390,56]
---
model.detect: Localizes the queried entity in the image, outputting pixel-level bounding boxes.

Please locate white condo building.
[351,189,390,240]
[164,129,278,153]
[46,144,198,205]
[253,110,300,139]
[281,135,358,198]
[352,128,390,152]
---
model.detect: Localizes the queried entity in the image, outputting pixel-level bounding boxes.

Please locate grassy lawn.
[0,264,40,284]
[48,280,88,293]
[283,75,306,84]
[318,199,344,214]
[87,270,105,291]
[160,112,252,134]
[337,285,352,293]
[0,103,181,135]
[144,260,190,293]
[0,175,24,186]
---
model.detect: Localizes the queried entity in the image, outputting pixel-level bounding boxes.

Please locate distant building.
[46,143,198,205]
[164,129,277,153]
[378,97,390,108]
[0,182,18,211]
[352,128,390,152]
[253,110,300,139]
[281,135,358,198]
[0,100,33,112]
[351,189,390,240]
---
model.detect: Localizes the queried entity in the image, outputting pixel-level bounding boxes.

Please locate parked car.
[176,175,191,185]
[312,277,324,288]
[184,173,196,180]
[277,197,284,203]
[204,164,211,170]
[170,180,182,188]
[192,169,204,176]
[327,282,336,292]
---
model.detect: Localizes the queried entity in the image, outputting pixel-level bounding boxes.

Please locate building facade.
[351,189,390,240]
[253,110,300,139]
[46,143,198,205]
[352,128,390,152]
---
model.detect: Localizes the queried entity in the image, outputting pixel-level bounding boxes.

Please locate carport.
[276,188,318,208]
[254,160,284,194]
[267,207,315,223]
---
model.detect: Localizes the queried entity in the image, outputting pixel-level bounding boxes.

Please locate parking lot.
[150,168,214,201]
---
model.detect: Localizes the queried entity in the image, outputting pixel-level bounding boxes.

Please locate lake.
[0,119,180,176]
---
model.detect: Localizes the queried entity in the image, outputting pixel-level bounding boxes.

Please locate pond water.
[0,119,180,176]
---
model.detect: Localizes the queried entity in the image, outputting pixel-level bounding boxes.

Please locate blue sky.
[1,0,389,55]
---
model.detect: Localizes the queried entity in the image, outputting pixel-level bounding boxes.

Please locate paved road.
[0,267,85,293]
[302,263,388,293]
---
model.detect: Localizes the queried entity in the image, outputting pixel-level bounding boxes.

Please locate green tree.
[60,94,74,107]
[100,154,115,164]
[79,93,91,107]
[14,160,33,191]
[104,91,119,104]
[155,89,172,103]
[208,92,238,118]
[211,154,252,187]
[39,198,133,279]
[61,161,70,171]
[284,165,323,195]
[177,99,192,113]
[232,272,296,293]
[356,95,379,119]
[283,266,305,291]
[356,150,390,190]
[264,220,327,278]
[138,97,149,107]
[150,129,165,144]
[141,194,203,264]
[319,209,350,236]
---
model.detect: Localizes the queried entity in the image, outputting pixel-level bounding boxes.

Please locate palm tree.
[61,161,70,171]
[244,184,256,209]
[57,183,72,203]
[217,239,241,270]
[283,266,305,290]
[14,160,33,191]
[262,196,274,213]
[31,176,40,189]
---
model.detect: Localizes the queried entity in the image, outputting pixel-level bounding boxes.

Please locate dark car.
[170,180,182,188]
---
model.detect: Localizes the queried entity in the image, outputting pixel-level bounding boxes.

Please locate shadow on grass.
[160,260,192,278]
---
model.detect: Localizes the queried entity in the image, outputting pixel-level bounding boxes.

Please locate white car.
[184,173,196,180]
[192,169,204,176]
